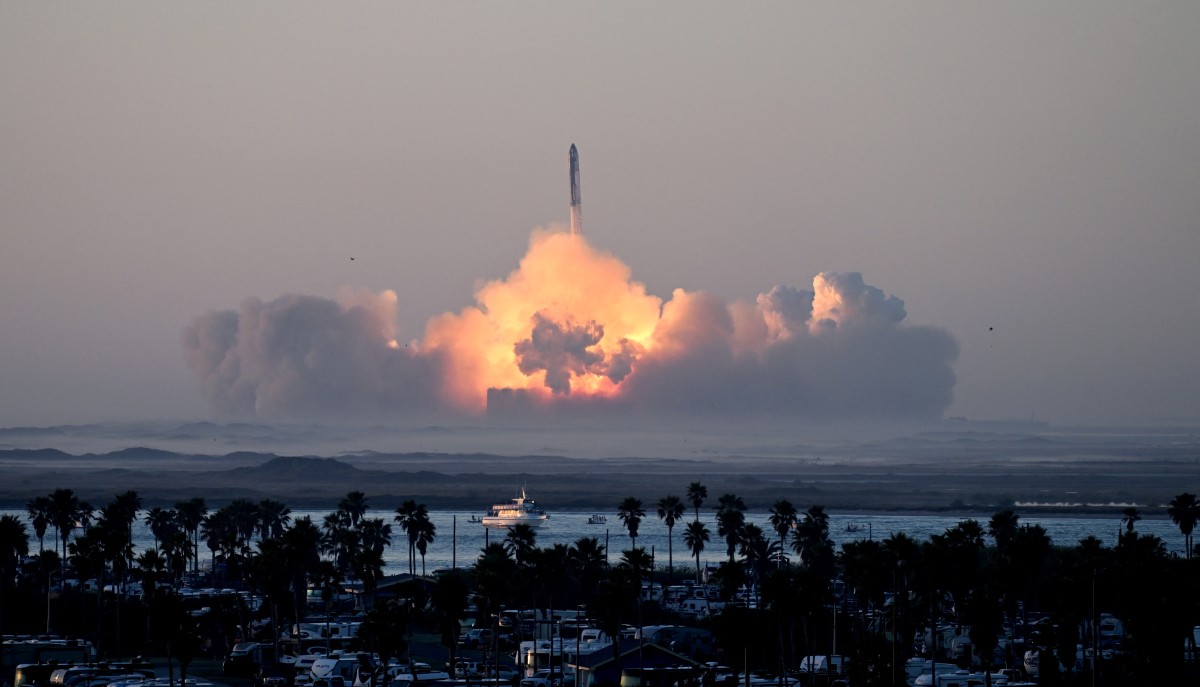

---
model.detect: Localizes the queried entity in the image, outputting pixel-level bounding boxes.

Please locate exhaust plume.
[183,230,958,422]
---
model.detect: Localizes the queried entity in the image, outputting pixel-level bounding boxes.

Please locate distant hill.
[225,455,360,480]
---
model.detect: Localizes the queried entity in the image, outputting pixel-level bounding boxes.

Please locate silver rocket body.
[569,144,583,235]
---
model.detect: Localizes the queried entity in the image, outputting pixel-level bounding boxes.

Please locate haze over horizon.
[3,3,1199,428]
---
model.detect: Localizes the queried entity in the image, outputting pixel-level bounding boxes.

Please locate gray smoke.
[620,272,958,419]
[514,313,606,394]
[181,292,447,420]
[513,312,645,394]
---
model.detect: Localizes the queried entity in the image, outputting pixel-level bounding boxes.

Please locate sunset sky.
[3,3,1198,426]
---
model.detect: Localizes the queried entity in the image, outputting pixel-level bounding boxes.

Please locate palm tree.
[313,560,344,644]
[108,492,141,594]
[617,497,646,548]
[353,546,387,608]
[358,598,411,679]
[656,495,685,581]
[738,523,779,600]
[135,548,167,600]
[0,514,30,633]
[474,542,517,622]
[503,524,538,567]
[112,490,142,538]
[714,494,747,562]
[69,525,110,652]
[226,499,261,558]
[25,496,51,552]
[359,517,393,556]
[282,517,323,622]
[257,499,292,541]
[49,488,90,560]
[1121,506,1141,533]
[988,509,1021,555]
[201,509,238,580]
[34,549,60,633]
[431,571,470,676]
[394,500,431,576]
[144,507,177,553]
[338,491,369,529]
[160,528,191,585]
[684,520,710,584]
[686,481,707,522]
[768,499,798,566]
[322,512,359,576]
[568,536,608,600]
[247,538,290,658]
[618,547,654,582]
[1166,492,1198,559]
[793,505,834,578]
[415,518,437,576]
[174,498,207,574]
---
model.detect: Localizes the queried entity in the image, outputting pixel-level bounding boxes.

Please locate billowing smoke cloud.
[182,289,449,419]
[514,313,606,394]
[182,230,958,421]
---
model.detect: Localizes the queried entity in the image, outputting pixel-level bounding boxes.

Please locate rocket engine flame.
[419,231,660,409]
[183,227,958,421]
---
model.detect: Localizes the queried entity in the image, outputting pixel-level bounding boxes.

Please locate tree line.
[1,487,1198,685]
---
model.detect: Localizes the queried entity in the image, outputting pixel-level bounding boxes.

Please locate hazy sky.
[3,3,1198,427]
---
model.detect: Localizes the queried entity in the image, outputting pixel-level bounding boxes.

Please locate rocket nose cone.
[570,143,578,156]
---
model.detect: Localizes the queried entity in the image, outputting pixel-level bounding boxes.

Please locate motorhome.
[224,642,279,676]
[3,638,96,686]
[295,653,359,687]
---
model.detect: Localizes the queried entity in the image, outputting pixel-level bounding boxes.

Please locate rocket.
[569,143,582,236]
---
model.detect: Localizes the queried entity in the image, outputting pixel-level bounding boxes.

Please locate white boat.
[587,514,607,525]
[481,489,549,528]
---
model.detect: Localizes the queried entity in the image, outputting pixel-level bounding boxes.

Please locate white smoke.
[181,236,958,422]
[182,289,448,419]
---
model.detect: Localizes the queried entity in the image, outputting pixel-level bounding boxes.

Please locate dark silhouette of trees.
[793,505,834,578]
[174,497,207,575]
[431,571,470,677]
[474,542,516,625]
[616,497,646,548]
[1121,506,1141,533]
[0,514,29,633]
[25,496,51,553]
[684,519,710,584]
[715,494,747,563]
[1167,492,1198,559]
[13,485,1200,684]
[656,495,685,580]
[768,499,798,567]
[395,500,433,576]
[503,523,538,567]
[359,599,411,686]
[686,481,707,522]
[282,516,323,622]
[568,536,607,602]
[49,488,91,573]
[257,498,292,541]
[987,509,1020,554]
